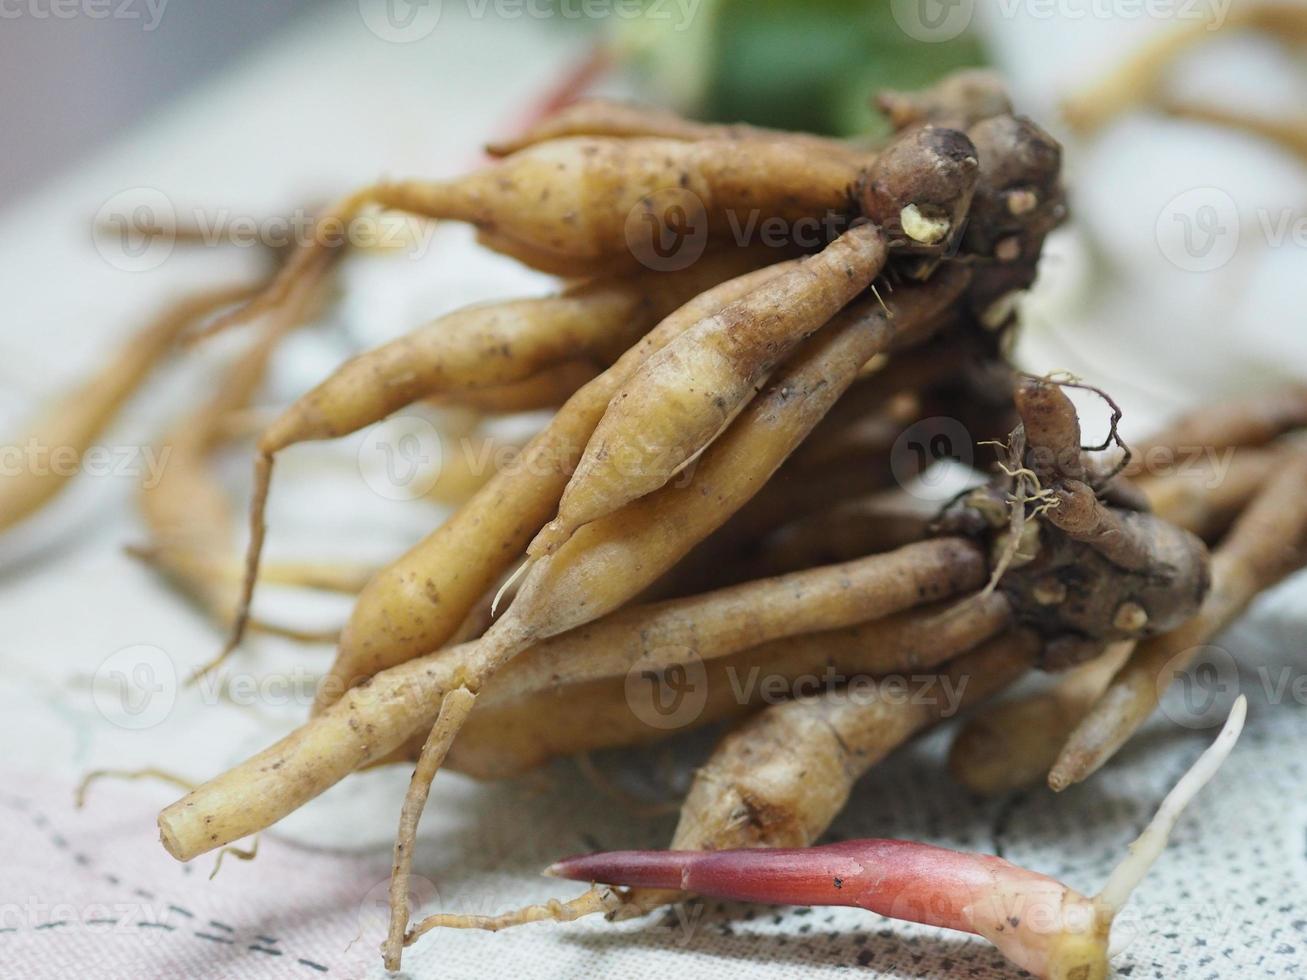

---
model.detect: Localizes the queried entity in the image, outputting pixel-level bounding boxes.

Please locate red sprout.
[547,698,1247,980]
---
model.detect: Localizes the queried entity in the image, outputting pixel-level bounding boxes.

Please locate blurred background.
[3,0,1303,400]
[0,2,317,205]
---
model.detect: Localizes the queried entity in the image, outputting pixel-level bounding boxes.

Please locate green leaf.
[618,0,989,137]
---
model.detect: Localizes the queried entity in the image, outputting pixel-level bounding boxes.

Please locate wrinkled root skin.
[939,376,1212,670]
[942,485,1209,671]
[1006,497,1207,667]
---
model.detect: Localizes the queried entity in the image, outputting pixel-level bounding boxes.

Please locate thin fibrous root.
[210,837,259,881]
[406,885,623,941]
[1062,2,1307,134]
[220,451,273,663]
[1126,383,1307,478]
[1158,99,1307,165]
[75,768,257,880]
[383,687,477,972]
[124,543,376,594]
[75,767,197,808]
[1097,695,1248,915]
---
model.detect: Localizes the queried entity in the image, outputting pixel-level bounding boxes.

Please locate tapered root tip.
[157,809,188,862]
[526,521,569,560]
[542,850,687,890]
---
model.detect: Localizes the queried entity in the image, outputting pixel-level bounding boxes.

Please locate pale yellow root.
[668,631,1037,849]
[370,136,864,258]
[612,632,1040,919]
[431,630,1038,929]
[487,98,859,158]
[159,641,482,860]
[384,687,476,972]
[477,537,988,707]
[378,584,1002,774]
[158,267,969,860]
[1063,3,1307,134]
[208,136,863,331]
[948,643,1132,796]
[479,267,970,652]
[260,250,770,455]
[750,489,940,575]
[1140,446,1283,541]
[125,545,377,595]
[445,591,1014,780]
[0,282,255,533]
[1049,451,1307,789]
[406,887,623,941]
[1159,100,1307,164]
[225,251,782,659]
[1126,384,1307,478]
[423,432,531,509]
[424,362,600,416]
[529,223,891,557]
[139,260,328,674]
[315,258,799,711]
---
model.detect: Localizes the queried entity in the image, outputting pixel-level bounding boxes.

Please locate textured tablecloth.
[5,582,1306,980]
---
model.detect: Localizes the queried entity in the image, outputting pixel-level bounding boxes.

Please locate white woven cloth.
[4,585,1306,980]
